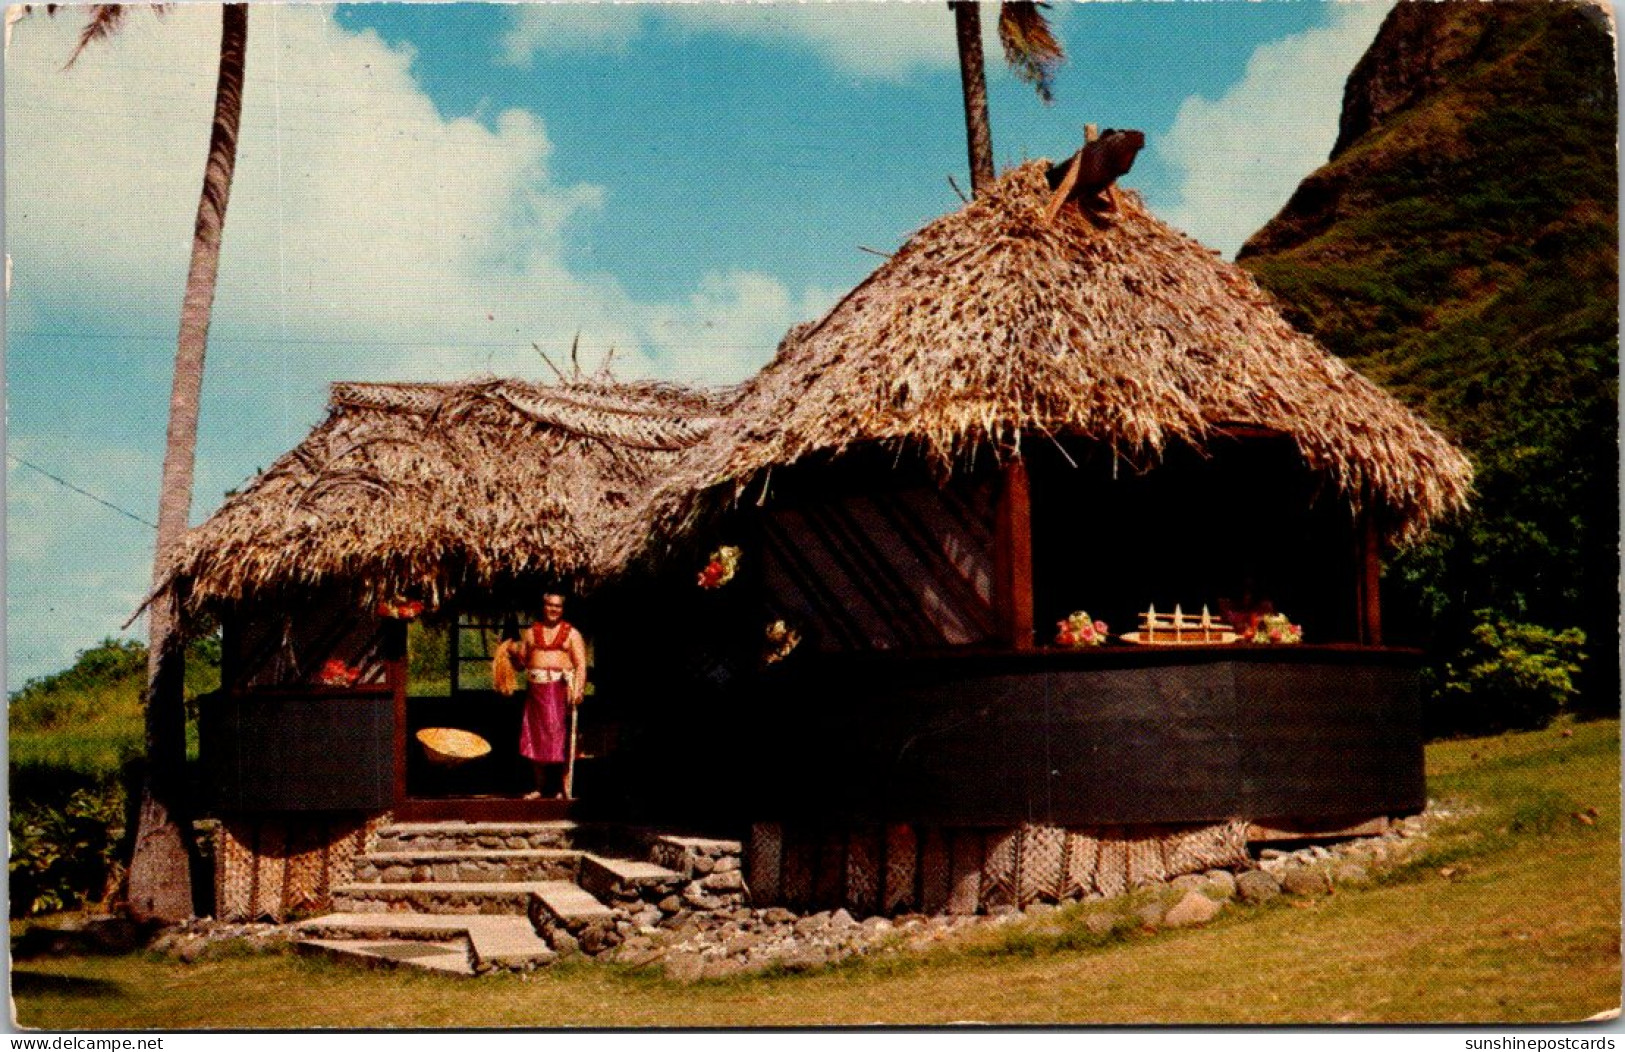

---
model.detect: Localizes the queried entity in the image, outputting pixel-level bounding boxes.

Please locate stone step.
[330,881,554,916]
[372,821,577,853]
[647,833,744,879]
[527,880,621,956]
[295,912,556,974]
[353,848,581,884]
[578,853,685,905]
[297,937,476,977]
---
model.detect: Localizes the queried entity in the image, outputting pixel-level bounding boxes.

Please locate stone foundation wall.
[747,821,1250,916]
[215,812,387,921]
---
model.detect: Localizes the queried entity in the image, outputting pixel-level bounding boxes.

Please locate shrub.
[8,771,126,917]
[1440,612,1585,732]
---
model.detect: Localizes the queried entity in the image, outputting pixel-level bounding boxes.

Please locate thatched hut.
[635,160,1473,914]
[168,377,727,917]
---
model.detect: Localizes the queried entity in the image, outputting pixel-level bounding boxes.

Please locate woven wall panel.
[1162,821,1251,876]
[845,828,882,916]
[215,819,257,921]
[1094,829,1128,898]
[283,822,327,914]
[249,821,287,921]
[813,832,847,911]
[946,830,984,915]
[919,828,951,914]
[1062,829,1099,900]
[979,828,1019,911]
[1126,830,1169,888]
[780,830,815,911]
[1017,824,1067,906]
[748,823,784,905]
[883,824,918,915]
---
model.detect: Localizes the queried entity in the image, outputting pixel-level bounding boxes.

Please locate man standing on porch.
[500,591,587,800]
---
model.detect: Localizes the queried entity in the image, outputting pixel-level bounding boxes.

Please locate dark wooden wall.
[760,475,999,652]
[724,647,1424,829]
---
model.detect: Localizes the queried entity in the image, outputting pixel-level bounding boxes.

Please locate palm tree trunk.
[128,2,248,924]
[951,0,995,197]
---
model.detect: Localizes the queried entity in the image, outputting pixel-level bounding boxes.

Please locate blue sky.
[4,1,1393,685]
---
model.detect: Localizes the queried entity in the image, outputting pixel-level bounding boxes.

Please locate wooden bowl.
[416,727,491,767]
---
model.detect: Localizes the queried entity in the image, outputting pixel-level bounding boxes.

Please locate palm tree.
[60,2,250,922]
[950,1,1065,197]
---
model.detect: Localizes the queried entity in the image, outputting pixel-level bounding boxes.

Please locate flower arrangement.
[317,659,362,687]
[1055,611,1110,647]
[1252,614,1303,645]
[375,597,425,620]
[697,545,742,589]
[763,620,801,665]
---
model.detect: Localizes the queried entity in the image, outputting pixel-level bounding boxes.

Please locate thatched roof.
[656,161,1473,540]
[166,377,728,611]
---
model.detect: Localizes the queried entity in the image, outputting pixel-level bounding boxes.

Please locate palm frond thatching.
[650,161,1473,545]
[999,2,1066,104]
[164,377,729,612]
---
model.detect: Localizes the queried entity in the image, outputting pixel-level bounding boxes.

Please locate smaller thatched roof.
[165,377,728,612]
[652,161,1473,542]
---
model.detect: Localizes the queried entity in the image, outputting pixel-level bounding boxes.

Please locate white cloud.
[500,3,1005,81]
[5,5,815,388]
[6,5,831,682]
[1155,1,1392,259]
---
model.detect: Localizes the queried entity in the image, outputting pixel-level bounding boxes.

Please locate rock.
[763,907,797,925]
[1236,869,1281,904]
[714,856,741,873]
[1170,874,1206,895]
[176,938,207,964]
[550,930,581,957]
[1084,913,1117,936]
[861,916,893,933]
[1164,891,1224,928]
[794,913,830,936]
[1203,870,1237,899]
[1134,900,1166,929]
[693,855,717,875]
[1024,902,1057,917]
[658,895,684,915]
[1259,848,1287,860]
[432,863,460,882]
[665,953,705,982]
[828,908,858,930]
[1280,866,1332,897]
[1332,861,1370,885]
[702,869,745,892]
[701,959,742,980]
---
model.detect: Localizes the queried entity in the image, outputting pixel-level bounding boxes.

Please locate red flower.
[1093,620,1108,636]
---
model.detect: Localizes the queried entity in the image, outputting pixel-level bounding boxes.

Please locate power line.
[7,454,157,530]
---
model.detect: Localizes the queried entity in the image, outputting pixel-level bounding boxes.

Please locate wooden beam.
[1247,815,1390,844]
[388,620,409,808]
[1359,515,1383,646]
[994,458,1035,649]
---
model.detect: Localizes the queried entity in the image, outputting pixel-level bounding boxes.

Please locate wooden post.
[387,619,409,807]
[1358,515,1383,646]
[994,458,1035,649]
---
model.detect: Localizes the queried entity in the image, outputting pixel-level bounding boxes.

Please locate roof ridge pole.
[951,0,995,197]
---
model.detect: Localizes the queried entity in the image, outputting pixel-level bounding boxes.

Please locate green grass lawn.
[11,719,1620,1028]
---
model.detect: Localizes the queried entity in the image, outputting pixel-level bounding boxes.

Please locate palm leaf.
[998,1,1065,105]
[64,4,125,67]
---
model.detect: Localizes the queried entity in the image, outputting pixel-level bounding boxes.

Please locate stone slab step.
[578,853,684,904]
[295,912,557,973]
[529,880,615,927]
[330,881,554,915]
[297,937,475,977]
[354,848,581,884]
[373,821,576,853]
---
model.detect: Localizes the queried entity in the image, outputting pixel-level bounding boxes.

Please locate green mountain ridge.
[1237,0,1618,721]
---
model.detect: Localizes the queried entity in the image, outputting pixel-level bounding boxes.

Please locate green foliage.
[1240,2,1618,729]
[8,767,126,917]
[9,639,147,730]
[1439,613,1585,734]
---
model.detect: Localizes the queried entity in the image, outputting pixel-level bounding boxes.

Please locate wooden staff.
[564,694,580,800]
